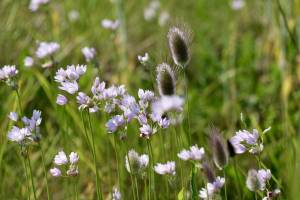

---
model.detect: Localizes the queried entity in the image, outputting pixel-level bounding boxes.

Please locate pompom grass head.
[167,25,191,68]
[209,127,229,170]
[156,63,176,96]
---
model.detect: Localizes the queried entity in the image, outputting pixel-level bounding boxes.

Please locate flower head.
[178,145,205,162]
[56,94,68,105]
[8,112,18,122]
[154,161,176,176]
[101,19,120,30]
[246,169,271,192]
[36,41,60,58]
[7,127,31,143]
[106,115,125,133]
[29,0,49,12]
[0,65,18,83]
[50,167,61,177]
[199,176,225,199]
[24,56,34,68]
[82,47,96,62]
[54,151,68,165]
[125,149,149,175]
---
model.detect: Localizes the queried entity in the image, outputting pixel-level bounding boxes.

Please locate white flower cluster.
[50,151,79,177]
[229,129,263,154]
[101,19,120,30]
[178,145,205,162]
[54,64,87,96]
[29,0,49,12]
[246,169,271,192]
[7,110,42,144]
[0,65,18,88]
[154,161,176,176]
[144,1,170,26]
[36,41,60,59]
[81,47,96,62]
[125,149,149,175]
[199,177,225,199]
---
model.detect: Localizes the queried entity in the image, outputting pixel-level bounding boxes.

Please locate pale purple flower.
[139,124,153,138]
[178,145,205,161]
[137,53,150,65]
[158,117,170,128]
[56,94,68,105]
[67,166,79,176]
[137,114,148,125]
[76,92,98,112]
[69,152,79,164]
[112,187,122,200]
[35,42,60,58]
[230,129,263,154]
[68,10,80,22]
[199,176,225,199]
[125,149,149,174]
[91,77,106,98]
[50,167,61,177]
[59,81,79,94]
[152,95,184,118]
[81,47,96,62]
[144,1,160,21]
[0,65,18,81]
[54,151,68,165]
[120,95,140,121]
[8,112,18,121]
[101,19,120,30]
[7,127,31,143]
[154,161,176,176]
[24,56,34,68]
[29,0,49,12]
[106,115,125,133]
[138,89,155,104]
[231,0,245,10]
[246,169,271,191]
[158,11,170,26]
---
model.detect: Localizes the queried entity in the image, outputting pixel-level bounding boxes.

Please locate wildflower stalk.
[22,152,31,200]
[124,144,137,200]
[223,169,228,200]
[74,178,79,200]
[113,135,122,191]
[183,71,191,145]
[173,127,184,192]
[38,143,51,200]
[15,89,23,116]
[87,113,103,200]
[134,176,139,200]
[146,140,152,200]
[233,158,242,199]
[26,151,37,200]
[191,164,197,200]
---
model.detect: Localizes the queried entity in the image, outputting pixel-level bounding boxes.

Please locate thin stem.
[74,178,79,200]
[113,135,121,190]
[223,169,228,200]
[15,89,23,115]
[134,176,139,200]
[148,140,156,200]
[183,71,191,145]
[124,145,137,200]
[22,155,31,200]
[87,113,103,200]
[191,164,197,200]
[38,143,50,200]
[233,158,242,199]
[26,152,37,200]
[146,140,152,200]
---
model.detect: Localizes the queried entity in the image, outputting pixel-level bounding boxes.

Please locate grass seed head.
[210,127,229,170]
[156,63,176,96]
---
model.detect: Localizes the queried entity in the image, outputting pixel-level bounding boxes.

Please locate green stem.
[191,164,197,200]
[26,152,37,200]
[22,155,31,200]
[124,145,137,200]
[87,113,103,200]
[75,178,79,200]
[113,135,121,190]
[15,89,23,116]
[233,159,242,199]
[223,169,228,200]
[38,143,51,200]
[134,176,139,200]
[146,140,152,200]
[183,71,191,145]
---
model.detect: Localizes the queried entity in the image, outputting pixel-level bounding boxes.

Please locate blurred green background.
[1,0,300,199]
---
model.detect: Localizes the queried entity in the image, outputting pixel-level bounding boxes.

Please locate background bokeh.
[1,0,300,199]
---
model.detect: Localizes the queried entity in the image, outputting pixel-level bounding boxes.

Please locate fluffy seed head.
[210,127,228,170]
[156,63,176,96]
[167,26,191,67]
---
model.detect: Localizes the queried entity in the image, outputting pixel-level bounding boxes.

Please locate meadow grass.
[0,0,300,199]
